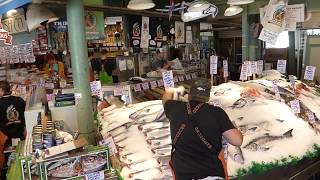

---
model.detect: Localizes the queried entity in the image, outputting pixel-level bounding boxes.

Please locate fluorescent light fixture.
[6,9,17,16]
[26,3,59,31]
[127,0,155,10]
[227,0,255,5]
[224,5,243,16]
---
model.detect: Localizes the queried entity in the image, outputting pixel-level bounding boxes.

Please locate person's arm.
[216,108,243,146]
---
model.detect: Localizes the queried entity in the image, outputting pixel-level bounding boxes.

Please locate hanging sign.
[52,21,68,32]
[210,55,218,75]
[240,63,248,81]
[257,60,264,74]
[304,65,316,81]
[277,60,287,74]
[162,70,174,88]
[290,99,301,114]
[140,16,149,48]
[150,81,158,89]
[223,60,229,78]
[251,61,258,74]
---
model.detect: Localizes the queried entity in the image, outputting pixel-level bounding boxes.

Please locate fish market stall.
[98,70,320,179]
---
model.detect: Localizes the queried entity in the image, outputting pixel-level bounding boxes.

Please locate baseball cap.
[189,78,212,102]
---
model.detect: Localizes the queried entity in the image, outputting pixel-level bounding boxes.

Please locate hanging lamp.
[127,0,155,10]
[227,0,255,6]
[26,0,59,31]
[224,5,243,16]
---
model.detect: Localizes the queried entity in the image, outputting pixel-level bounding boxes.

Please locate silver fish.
[231,98,256,109]
[228,145,244,164]
[243,129,293,151]
[140,122,170,132]
[129,104,162,120]
[238,121,271,134]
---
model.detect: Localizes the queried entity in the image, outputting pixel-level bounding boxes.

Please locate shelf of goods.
[98,70,320,179]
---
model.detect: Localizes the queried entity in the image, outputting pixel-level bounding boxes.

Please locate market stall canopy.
[0,0,32,15]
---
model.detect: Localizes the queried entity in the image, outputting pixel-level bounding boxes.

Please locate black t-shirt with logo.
[0,96,26,140]
[164,100,235,179]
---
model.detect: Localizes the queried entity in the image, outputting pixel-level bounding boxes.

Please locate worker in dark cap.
[162,78,243,180]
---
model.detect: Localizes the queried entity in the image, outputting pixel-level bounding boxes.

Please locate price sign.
[272,80,281,101]
[19,85,27,95]
[118,58,127,71]
[45,83,54,89]
[240,63,248,81]
[257,60,264,74]
[223,60,228,77]
[150,81,157,89]
[99,136,118,156]
[251,61,258,74]
[90,81,102,99]
[85,171,104,180]
[191,73,197,79]
[289,75,295,88]
[246,61,252,77]
[142,82,149,90]
[173,76,179,83]
[210,55,218,75]
[113,86,123,96]
[307,111,316,124]
[277,60,287,74]
[178,75,185,82]
[290,99,300,114]
[185,74,191,80]
[304,65,316,81]
[157,80,164,87]
[133,84,142,92]
[162,71,174,88]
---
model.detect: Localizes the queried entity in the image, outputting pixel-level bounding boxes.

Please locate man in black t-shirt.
[163,78,243,180]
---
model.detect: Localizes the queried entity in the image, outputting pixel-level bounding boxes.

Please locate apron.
[170,102,228,180]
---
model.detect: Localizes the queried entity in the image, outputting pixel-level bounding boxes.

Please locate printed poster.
[285,4,305,23]
[175,21,185,44]
[140,16,149,48]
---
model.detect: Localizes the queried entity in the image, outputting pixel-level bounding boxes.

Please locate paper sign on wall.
[210,55,218,75]
[290,99,301,114]
[257,60,264,74]
[251,61,258,74]
[150,81,158,89]
[223,60,228,77]
[304,66,316,81]
[142,82,149,90]
[285,4,305,23]
[162,71,174,88]
[277,60,287,74]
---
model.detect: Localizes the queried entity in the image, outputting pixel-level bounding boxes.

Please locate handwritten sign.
[272,80,281,101]
[178,75,185,82]
[240,63,248,81]
[113,86,123,96]
[133,84,142,92]
[150,81,157,89]
[118,58,127,71]
[289,75,295,88]
[259,28,279,45]
[157,80,164,87]
[307,111,316,124]
[210,55,218,75]
[99,136,118,156]
[142,82,149,90]
[90,81,102,99]
[304,66,316,81]
[185,74,191,80]
[277,60,287,74]
[162,71,174,88]
[85,171,104,180]
[251,61,258,74]
[257,60,264,74]
[223,60,229,77]
[246,61,252,77]
[290,99,300,114]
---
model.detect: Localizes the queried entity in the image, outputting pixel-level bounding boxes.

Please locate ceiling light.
[127,0,155,10]
[6,9,17,16]
[26,3,59,31]
[224,5,243,16]
[227,0,255,5]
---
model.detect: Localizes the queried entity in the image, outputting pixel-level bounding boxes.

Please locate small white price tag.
[289,75,295,88]
[162,71,174,88]
[307,111,316,124]
[133,84,142,92]
[251,61,258,74]
[240,63,248,81]
[173,76,179,83]
[210,55,218,75]
[257,60,264,74]
[223,60,229,77]
[290,99,300,114]
[178,75,185,82]
[246,61,252,77]
[90,81,102,99]
[272,80,281,101]
[157,80,164,87]
[142,82,149,90]
[191,73,197,79]
[277,59,287,74]
[85,171,104,180]
[185,74,191,80]
[304,65,316,81]
[113,86,123,96]
[150,81,158,89]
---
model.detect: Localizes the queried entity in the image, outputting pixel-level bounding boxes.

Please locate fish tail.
[283,129,293,137]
